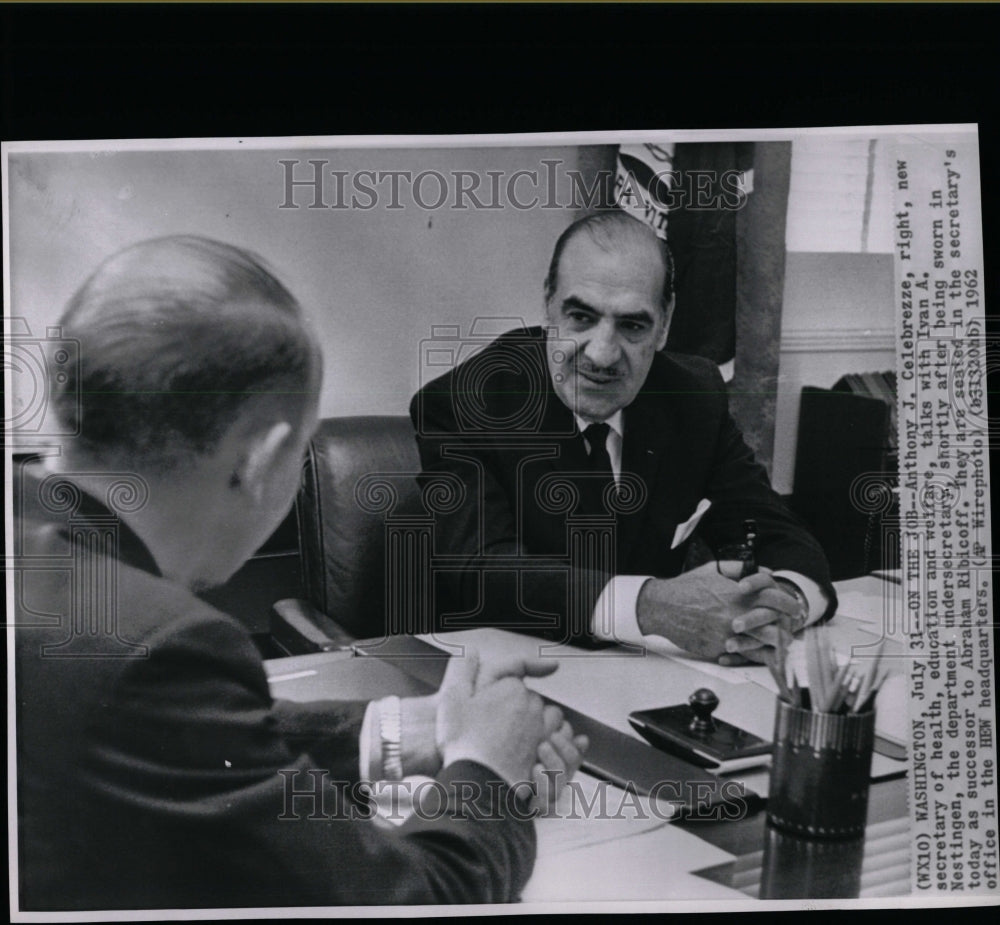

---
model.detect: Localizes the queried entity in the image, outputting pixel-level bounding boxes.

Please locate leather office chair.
[270,415,425,654]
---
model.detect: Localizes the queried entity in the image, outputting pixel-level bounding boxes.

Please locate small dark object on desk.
[629,687,772,772]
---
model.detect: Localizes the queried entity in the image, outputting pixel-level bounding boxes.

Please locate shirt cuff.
[359,700,381,782]
[590,575,653,646]
[772,570,829,626]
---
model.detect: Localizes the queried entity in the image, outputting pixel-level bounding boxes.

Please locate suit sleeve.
[270,697,369,782]
[410,387,609,644]
[84,612,536,906]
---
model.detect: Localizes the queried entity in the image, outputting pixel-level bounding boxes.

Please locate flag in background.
[613,142,754,382]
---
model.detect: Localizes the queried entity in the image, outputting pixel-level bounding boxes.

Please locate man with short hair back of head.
[13,235,585,911]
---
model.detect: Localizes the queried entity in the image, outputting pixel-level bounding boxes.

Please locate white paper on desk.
[834,590,892,626]
[640,635,753,684]
[524,792,737,903]
[533,772,676,857]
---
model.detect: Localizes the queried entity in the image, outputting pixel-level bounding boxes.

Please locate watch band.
[379,695,404,781]
[773,577,810,634]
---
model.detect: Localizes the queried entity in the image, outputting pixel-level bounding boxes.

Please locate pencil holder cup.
[759,825,865,898]
[766,699,875,839]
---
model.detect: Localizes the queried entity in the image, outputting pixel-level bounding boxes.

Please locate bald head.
[53,235,319,473]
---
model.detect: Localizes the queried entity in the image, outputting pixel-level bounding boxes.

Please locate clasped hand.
[432,649,588,812]
[636,562,801,666]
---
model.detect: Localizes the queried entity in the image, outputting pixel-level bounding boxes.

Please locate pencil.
[764,648,793,703]
[852,641,884,713]
[825,659,853,713]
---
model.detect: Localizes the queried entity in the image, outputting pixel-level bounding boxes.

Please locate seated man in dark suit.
[12,236,585,911]
[411,212,836,663]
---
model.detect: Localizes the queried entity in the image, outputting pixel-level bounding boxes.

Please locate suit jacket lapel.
[525,329,588,477]
[538,389,592,513]
[499,333,592,531]
[620,387,682,563]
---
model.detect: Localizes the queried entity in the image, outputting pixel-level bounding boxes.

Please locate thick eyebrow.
[615,310,657,326]
[560,295,600,315]
[561,295,656,324]
[561,295,656,327]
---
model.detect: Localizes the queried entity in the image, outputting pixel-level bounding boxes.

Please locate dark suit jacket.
[410,326,835,643]
[12,467,534,910]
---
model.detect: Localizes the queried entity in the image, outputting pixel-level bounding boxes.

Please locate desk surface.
[265,575,911,902]
[411,575,909,795]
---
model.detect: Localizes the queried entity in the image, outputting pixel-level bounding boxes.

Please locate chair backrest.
[296,415,423,639]
[792,387,893,580]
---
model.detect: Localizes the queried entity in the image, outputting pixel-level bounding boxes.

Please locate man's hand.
[719,577,810,666]
[532,704,589,814]
[435,649,557,787]
[636,562,800,664]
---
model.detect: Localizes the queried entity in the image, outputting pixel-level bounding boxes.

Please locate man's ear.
[233,421,293,502]
[656,296,674,351]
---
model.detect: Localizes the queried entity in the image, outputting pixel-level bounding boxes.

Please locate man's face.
[545,233,669,423]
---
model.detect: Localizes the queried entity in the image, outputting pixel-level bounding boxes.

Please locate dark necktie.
[583,422,616,511]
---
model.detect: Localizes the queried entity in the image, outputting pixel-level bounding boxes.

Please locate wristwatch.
[378,695,404,781]
[773,577,810,634]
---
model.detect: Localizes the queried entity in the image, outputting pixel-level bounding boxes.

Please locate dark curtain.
[573,141,790,475]
[729,142,791,476]
[666,142,753,371]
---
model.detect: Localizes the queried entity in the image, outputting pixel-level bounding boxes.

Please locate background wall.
[7,141,896,493]
[7,145,584,424]
[772,252,895,494]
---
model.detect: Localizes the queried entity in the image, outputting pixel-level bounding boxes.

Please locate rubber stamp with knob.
[688,688,720,734]
[629,687,772,772]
